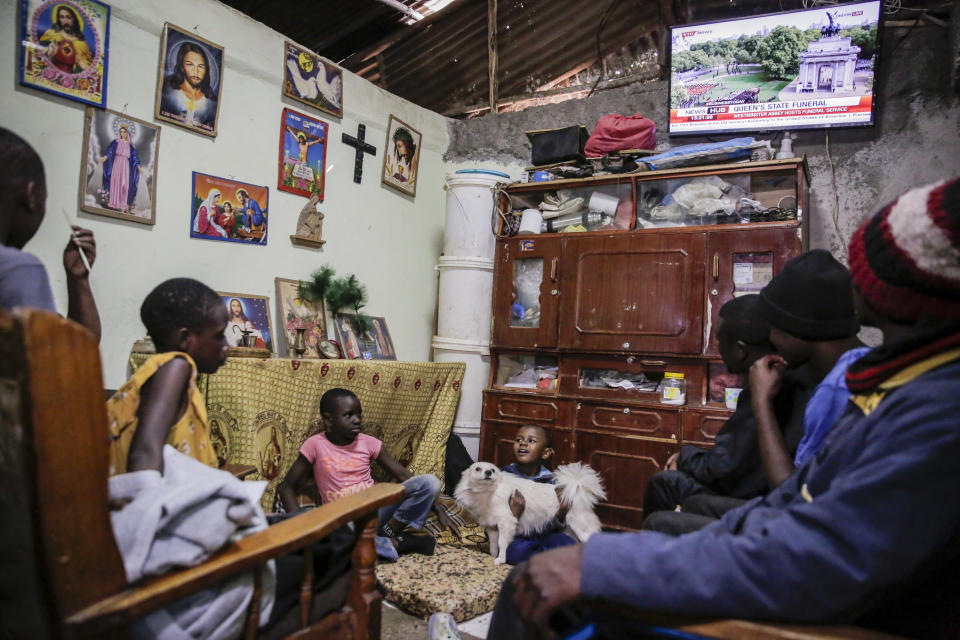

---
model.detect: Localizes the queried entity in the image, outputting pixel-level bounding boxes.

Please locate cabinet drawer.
[576,401,679,440]
[482,392,570,426]
[681,408,730,446]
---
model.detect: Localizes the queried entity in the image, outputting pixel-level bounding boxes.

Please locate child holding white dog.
[278,387,458,561]
[502,424,576,564]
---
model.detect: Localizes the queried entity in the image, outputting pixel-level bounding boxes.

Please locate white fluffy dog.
[454,461,606,564]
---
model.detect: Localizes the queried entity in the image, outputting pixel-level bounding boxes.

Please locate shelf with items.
[634,160,806,230]
[491,351,560,393]
[502,158,808,237]
[558,353,705,406]
[507,177,635,232]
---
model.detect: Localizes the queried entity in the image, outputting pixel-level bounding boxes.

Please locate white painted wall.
[1,0,452,389]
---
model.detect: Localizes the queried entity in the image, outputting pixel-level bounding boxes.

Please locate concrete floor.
[381,604,484,640]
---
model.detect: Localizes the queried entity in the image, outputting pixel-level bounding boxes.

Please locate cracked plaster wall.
[444,23,960,260]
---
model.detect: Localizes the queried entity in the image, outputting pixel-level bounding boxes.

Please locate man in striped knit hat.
[486,178,960,639]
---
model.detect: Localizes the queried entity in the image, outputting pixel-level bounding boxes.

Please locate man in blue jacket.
[488,177,960,639]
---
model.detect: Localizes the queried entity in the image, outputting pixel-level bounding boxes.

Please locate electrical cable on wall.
[824,129,848,262]
[587,0,619,99]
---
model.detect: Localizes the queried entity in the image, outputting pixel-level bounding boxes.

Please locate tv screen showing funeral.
[668,1,881,136]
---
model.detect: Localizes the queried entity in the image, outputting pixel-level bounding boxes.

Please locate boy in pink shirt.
[279,388,457,559]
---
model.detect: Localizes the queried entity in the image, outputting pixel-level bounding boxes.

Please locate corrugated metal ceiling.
[222,0,955,117]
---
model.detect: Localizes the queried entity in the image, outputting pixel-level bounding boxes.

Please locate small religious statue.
[290,193,326,248]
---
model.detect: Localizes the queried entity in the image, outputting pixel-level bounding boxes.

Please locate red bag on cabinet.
[585,113,656,157]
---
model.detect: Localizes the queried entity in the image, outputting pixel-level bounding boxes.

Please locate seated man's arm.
[750,355,794,488]
[573,392,960,623]
[278,454,313,513]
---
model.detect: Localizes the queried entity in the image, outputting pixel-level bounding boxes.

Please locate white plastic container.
[436,256,494,341]
[443,172,508,260]
[660,372,687,405]
[432,335,490,451]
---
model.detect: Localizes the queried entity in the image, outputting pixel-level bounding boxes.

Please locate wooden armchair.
[0,308,404,639]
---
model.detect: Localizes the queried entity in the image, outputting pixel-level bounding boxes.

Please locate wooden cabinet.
[481,158,809,530]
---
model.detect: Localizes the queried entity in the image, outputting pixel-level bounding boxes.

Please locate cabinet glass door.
[704,227,801,356]
[491,237,562,348]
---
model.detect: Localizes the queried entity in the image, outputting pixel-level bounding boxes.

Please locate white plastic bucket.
[432,335,490,440]
[436,256,494,342]
[443,172,506,260]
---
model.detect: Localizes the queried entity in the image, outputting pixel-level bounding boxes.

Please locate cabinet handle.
[639,359,667,367]
[712,253,719,281]
[550,257,558,281]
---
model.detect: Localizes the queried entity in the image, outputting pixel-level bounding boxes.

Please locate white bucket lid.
[431,335,490,355]
[436,256,495,270]
[445,170,510,189]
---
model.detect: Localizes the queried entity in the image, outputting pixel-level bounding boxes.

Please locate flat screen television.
[668,1,881,136]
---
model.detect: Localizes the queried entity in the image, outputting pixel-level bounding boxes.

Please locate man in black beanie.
[750,249,868,488]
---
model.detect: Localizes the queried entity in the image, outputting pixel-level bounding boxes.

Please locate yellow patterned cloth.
[129,355,465,510]
[109,352,217,475]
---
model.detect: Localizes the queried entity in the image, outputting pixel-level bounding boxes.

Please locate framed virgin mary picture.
[154,23,224,137]
[78,107,160,225]
[18,0,110,107]
[278,108,327,200]
[381,115,421,197]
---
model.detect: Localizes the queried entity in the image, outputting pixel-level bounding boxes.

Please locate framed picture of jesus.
[18,0,111,107]
[277,108,328,200]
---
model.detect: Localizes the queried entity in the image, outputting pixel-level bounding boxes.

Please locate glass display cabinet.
[483,158,810,529]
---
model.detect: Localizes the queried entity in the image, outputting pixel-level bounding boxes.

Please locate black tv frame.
[667,0,884,137]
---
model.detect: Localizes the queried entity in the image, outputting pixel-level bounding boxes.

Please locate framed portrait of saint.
[18,0,110,107]
[78,107,160,225]
[333,314,395,360]
[381,115,421,198]
[218,292,274,354]
[274,277,327,358]
[282,41,343,119]
[278,108,327,200]
[154,24,224,137]
[191,172,268,245]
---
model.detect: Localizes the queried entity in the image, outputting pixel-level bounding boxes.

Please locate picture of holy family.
[191,172,269,245]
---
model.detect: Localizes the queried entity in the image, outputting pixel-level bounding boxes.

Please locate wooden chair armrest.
[221,463,258,479]
[587,606,904,639]
[67,483,404,634]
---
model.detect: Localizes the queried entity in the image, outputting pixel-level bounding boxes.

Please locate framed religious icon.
[282,41,343,119]
[18,0,110,107]
[381,115,421,197]
[278,108,328,200]
[154,23,224,137]
[190,172,269,245]
[218,292,274,355]
[333,314,395,360]
[78,107,160,225]
[274,277,327,358]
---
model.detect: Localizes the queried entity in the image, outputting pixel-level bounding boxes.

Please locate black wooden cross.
[341,124,377,184]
